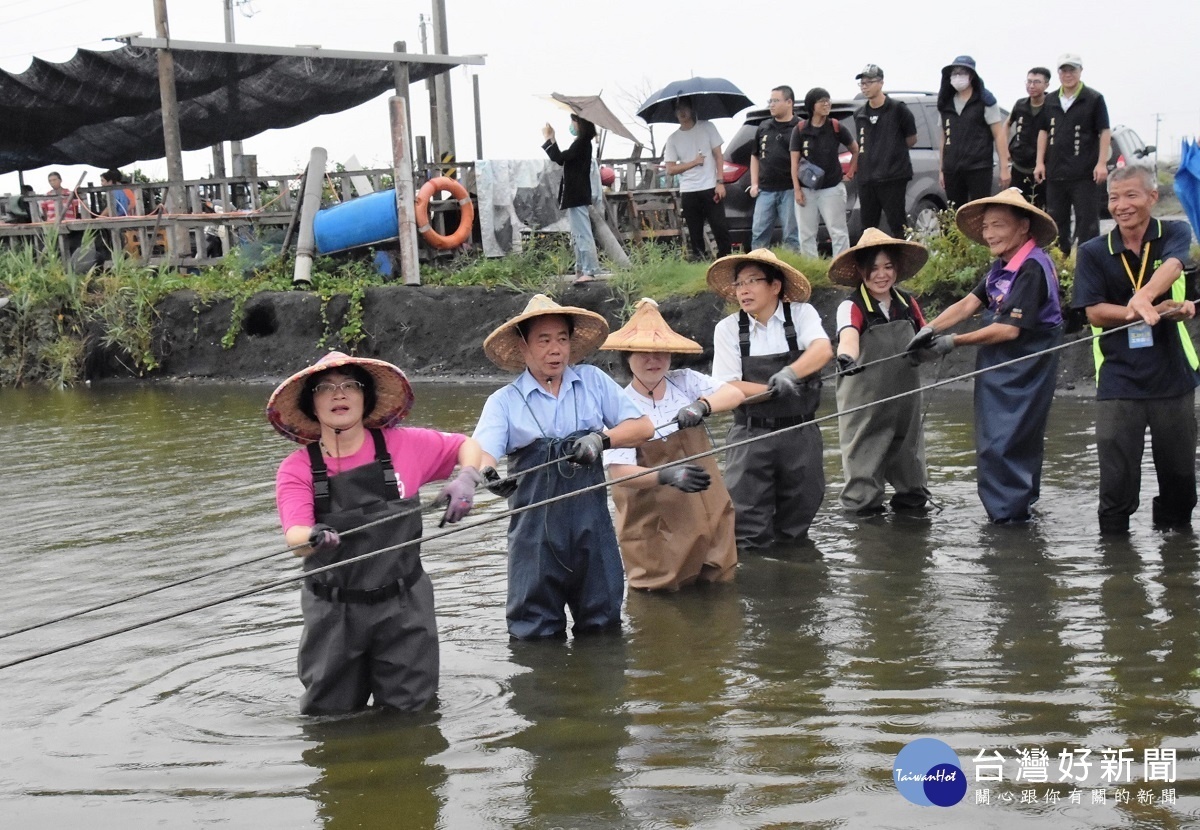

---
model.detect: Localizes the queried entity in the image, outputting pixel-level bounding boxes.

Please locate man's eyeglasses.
[767,98,784,105]
[313,380,365,395]
[858,78,881,87]
[731,277,768,290]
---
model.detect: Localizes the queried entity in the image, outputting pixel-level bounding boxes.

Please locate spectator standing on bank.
[937,55,1010,207]
[1008,67,1051,208]
[1070,166,1198,534]
[40,171,80,223]
[791,86,858,258]
[1035,53,1111,255]
[543,115,602,285]
[749,85,800,251]
[663,97,732,260]
[853,65,917,237]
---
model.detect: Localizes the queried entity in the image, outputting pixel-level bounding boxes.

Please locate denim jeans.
[567,205,599,276]
[751,188,799,251]
[795,183,849,258]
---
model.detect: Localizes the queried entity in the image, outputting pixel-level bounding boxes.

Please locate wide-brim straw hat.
[706,248,811,303]
[955,187,1058,249]
[602,298,702,353]
[266,350,414,444]
[827,227,930,286]
[483,293,610,373]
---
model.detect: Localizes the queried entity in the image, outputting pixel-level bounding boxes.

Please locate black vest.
[1008,97,1046,171]
[940,93,994,174]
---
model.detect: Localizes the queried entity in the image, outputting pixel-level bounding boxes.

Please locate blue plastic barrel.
[313,191,398,254]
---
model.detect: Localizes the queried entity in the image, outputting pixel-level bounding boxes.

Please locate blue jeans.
[751,188,799,251]
[567,205,600,276]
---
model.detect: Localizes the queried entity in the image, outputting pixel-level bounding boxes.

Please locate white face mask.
[950,73,971,92]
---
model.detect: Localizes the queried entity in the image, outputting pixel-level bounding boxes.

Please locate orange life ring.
[414,176,474,250]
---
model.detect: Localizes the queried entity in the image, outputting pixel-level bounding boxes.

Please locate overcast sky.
[2,0,1199,194]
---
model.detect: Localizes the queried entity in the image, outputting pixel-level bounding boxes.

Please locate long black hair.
[298,364,377,422]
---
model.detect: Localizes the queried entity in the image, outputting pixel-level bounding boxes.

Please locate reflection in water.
[2,384,1200,827]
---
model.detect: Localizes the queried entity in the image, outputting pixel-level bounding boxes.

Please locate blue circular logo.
[893,738,967,806]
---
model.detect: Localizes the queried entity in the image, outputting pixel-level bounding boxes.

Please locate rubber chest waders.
[724,303,825,548]
[298,428,437,714]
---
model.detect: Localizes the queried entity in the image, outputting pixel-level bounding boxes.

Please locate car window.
[912,102,937,150]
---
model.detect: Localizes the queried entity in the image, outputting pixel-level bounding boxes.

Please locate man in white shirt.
[664,97,732,260]
[708,249,833,547]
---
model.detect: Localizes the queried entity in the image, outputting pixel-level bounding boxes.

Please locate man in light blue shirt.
[474,294,653,639]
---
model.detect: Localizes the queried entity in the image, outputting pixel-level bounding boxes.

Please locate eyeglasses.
[313,380,365,395]
[731,277,768,290]
[767,98,784,105]
[858,78,881,86]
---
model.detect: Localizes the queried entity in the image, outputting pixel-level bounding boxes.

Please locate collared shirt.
[711,301,830,383]
[1072,219,1198,400]
[472,363,643,459]
[604,368,721,467]
[969,239,1062,330]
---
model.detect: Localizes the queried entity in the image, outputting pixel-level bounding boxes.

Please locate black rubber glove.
[906,325,936,353]
[835,353,863,376]
[481,466,517,499]
[929,334,956,355]
[567,431,607,466]
[766,365,800,398]
[675,398,711,428]
[307,523,340,552]
[657,464,711,493]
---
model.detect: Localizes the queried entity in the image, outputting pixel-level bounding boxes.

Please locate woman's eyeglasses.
[731,277,767,290]
[313,380,365,395]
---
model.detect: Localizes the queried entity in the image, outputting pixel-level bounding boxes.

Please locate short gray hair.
[1108,165,1157,192]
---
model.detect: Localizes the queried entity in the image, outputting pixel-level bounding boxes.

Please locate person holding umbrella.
[663,97,733,260]
[543,115,601,284]
[602,298,745,591]
[907,189,1063,523]
[828,229,932,516]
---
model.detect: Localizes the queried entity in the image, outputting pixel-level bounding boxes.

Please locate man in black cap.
[853,64,917,236]
[1034,53,1111,254]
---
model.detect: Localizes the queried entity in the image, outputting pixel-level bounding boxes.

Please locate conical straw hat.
[827,227,930,286]
[266,351,414,444]
[955,187,1058,249]
[706,248,811,303]
[483,293,610,373]
[602,298,703,353]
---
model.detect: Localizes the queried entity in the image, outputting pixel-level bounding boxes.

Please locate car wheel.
[910,198,942,242]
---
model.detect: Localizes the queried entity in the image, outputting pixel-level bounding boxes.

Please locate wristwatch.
[601,433,612,450]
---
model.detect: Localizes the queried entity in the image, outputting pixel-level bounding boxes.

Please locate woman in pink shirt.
[268,351,483,714]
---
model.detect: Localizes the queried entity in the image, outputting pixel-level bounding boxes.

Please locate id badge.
[1128,322,1154,349]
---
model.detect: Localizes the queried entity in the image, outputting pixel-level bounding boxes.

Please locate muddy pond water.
[1,381,1197,828]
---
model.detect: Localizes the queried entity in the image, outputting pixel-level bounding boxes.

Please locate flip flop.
[572,275,596,286]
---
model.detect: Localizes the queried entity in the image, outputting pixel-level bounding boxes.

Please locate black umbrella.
[636,76,754,124]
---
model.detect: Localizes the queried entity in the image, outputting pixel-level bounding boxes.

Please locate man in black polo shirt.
[1034,53,1111,255]
[853,64,917,237]
[1008,67,1051,208]
[750,85,800,251]
[790,86,858,257]
[1071,165,1198,534]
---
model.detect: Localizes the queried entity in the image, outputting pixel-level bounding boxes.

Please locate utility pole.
[224,0,245,175]
[430,0,455,165]
[1153,112,1162,178]
[153,0,187,260]
[418,14,440,166]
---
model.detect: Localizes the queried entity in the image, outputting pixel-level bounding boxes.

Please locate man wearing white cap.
[1034,53,1111,254]
[473,295,654,639]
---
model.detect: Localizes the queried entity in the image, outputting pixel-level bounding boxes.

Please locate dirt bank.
[86,282,1107,390]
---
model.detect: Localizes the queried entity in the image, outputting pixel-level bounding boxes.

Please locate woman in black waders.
[268,351,483,714]
[827,228,933,516]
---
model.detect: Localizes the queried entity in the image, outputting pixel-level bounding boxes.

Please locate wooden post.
[472,74,483,160]
[431,0,455,159]
[419,15,441,162]
[390,97,421,286]
[394,42,414,164]
[153,0,188,263]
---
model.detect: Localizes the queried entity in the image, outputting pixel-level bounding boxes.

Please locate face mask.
[950,74,971,92]
[569,124,578,137]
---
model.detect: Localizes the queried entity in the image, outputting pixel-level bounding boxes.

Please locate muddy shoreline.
[85,283,1112,392]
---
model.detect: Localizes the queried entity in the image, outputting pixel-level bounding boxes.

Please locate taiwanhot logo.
[893,738,968,806]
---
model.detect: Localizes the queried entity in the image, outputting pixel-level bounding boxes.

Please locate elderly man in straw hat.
[827,228,933,515]
[473,295,654,639]
[268,351,485,714]
[602,298,745,590]
[709,249,833,548]
[907,188,1063,523]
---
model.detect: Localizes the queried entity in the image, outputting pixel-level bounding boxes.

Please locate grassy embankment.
[1,207,1195,389]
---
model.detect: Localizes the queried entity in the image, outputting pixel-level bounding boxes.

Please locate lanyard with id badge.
[1123,243,1155,349]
